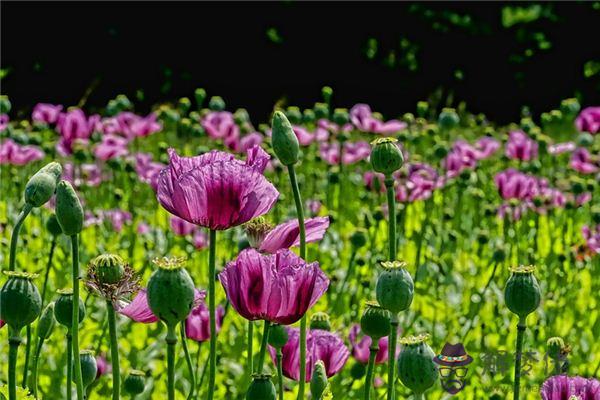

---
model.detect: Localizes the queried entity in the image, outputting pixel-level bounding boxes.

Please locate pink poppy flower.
[185,294,225,342]
[506,131,538,161]
[129,112,162,137]
[56,109,96,155]
[193,230,209,250]
[494,169,537,201]
[94,134,129,161]
[202,111,239,139]
[350,104,406,135]
[349,324,392,365]
[118,289,158,323]
[102,209,132,232]
[307,200,322,216]
[395,163,442,203]
[363,171,386,193]
[319,141,371,165]
[570,148,599,174]
[137,222,151,235]
[268,327,349,382]
[170,215,196,236]
[135,153,165,191]
[219,248,329,325]
[575,106,600,134]
[95,355,111,379]
[0,114,8,132]
[257,217,330,254]
[0,139,45,165]
[157,145,278,230]
[541,375,600,400]
[62,162,103,187]
[474,136,500,159]
[95,117,122,136]
[32,103,63,124]
[582,225,600,254]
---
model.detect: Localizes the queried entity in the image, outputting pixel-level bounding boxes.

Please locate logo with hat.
[434,342,473,394]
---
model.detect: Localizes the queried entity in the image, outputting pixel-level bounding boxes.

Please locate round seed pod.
[194,88,207,108]
[376,261,414,314]
[37,302,56,340]
[332,108,349,126]
[360,301,391,340]
[124,370,146,395]
[147,257,195,328]
[54,289,86,328]
[504,265,541,319]
[397,334,437,396]
[208,96,225,112]
[46,214,63,237]
[350,361,367,380]
[370,137,404,175]
[314,102,329,120]
[321,86,333,104]
[438,108,460,130]
[267,324,289,349]
[0,95,11,114]
[271,111,299,166]
[309,312,331,332]
[89,254,126,285]
[0,271,42,332]
[310,360,328,400]
[24,162,62,207]
[285,106,303,125]
[350,229,368,249]
[55,180,84,236]
[246,373,276,400]
[75,350,97,388]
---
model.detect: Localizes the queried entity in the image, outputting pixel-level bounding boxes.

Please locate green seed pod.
[560,98,581,117]
[267,324,289,349]
[208,96,225,111]
[314,102,329,120]
[75,350,97,388]
[397,334,438,396]
[492,247,507,263]
[370,137,404,176]
[124,370,146,395]
[360,301,391,340]
[271,111,299,166]
[416,101,429,118]
[309,312,331,331]
[547,337,565,361]
[438,108,459,130]
[89,254,126,284]
[576,133,594,147]
[350,361,366,379]
[303,109,316,124]
[504,265,541,319]
[0,271,42,332]
[0,95,11,114]
[55,180,84,236]
[147,257,195,327]
[321,86,333,104]
[332,108,349,126]
[24,162,62,207]
[310,360,328,400]
[178,97,191,114]
[115,94,132,111]
[350,229,368,249]
[37,302,56,340]
[433,143,449,159]
[286,106,303,125]
[246,374,276,400]
[194,88,207,108]
[54,289,86,328]
[46,214,63,237]
[376,261,414,314]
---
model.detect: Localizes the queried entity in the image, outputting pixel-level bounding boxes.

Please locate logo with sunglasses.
[434,343,473,394]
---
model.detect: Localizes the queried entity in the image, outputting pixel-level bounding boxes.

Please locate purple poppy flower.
[0,114,8,132]
[575,106,600,134]
[307,200,322,216]
[185,292,225,342]
[541,375,600,400]
[268,327,349,382]
[494,169,537,201]
[202,111,239,140]
[0,139,45,166]
[56,108,96,156]
[219,248,329,325]
[548,142,576,155]
[257,217,330,254]
[193,230,209,250]
[0,320,4,329]
[119,288,206,324]
[170,215,196,236]
[363,171,386,193]
[100,209,132,233]
[293,126,315,146]
[157,145,278,230]
[506,130,538,161]
[319,141,371,165]
[443,141,478,178]
[95,355,111,379]
[134,153,165,192]
[395,163,442,203]
[238,132,264,153]
[349,324,393,365]
[474,136,500,159]
[94,134,129,161]
[32,103,63,124]
[130,112,162,137]
[582,225,600,254]
[350,104,406,135]
[62,162,103,187]
[137,222,151,235]
[570,148,599,174]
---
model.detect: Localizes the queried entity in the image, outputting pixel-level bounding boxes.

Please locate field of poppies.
[0,90,599,400]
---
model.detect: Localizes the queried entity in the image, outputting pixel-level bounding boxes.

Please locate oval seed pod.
[310,360,328,400]
[37,302,56,340]
[55,180,84,236]
[350,229,368,249]
[438,108,460,130]
[504,265,541,319]
[376,261,414,314]
[124,370,146,395]
[246,374,276,400]
[46,214,63,237]
[370,138,404,176]
[271,111,300,166]
[360,301,391,340]
[0,271,42,332]
[24,162,62,207]
[146,257,195,327]
[397,334,438,396]
[89,254,126,285]
[54,289,86,328]
[75,350,98,389]
[267,324,289,349]
[309,312,331,332]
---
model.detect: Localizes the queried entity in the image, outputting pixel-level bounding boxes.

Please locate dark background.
[1,1,599,124]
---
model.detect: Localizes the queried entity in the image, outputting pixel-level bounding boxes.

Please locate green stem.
[8,332,22,400]
[71,235,84,400]
[106,301,121,400]
[513,317,526,400]
[387,315,399,400]
[166,325,177,400]
[41,238,57,309]
[413,394,423,400]
[384,177,396,260]
[7,203,33,273]
[247,321,254,378]
[180,322,195,400]
[207,229,217,400]
[334,249,356,310]
[276,349,284,400]
[31,336,45,399]
[22,324,32,388]
[363,343,379,400]
[287,164,307,400]
[195,342,203,398]
[255,320,271,374]
[67,332,73,400]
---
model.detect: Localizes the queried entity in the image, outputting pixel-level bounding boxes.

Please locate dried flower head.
[509,264,536,274]
[152,256,187,270]
[86,257,140,304]
[399,333,430,346]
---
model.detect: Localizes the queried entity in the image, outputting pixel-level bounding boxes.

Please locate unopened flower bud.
[89,253,126,284]
[37,302,56,340]
[591,206,600,224]
[208,96,225,111]
[547,337,565,360]
[76,350,97,388]
[360,301,391,340]
[376,261,414,314]
[124,370,146,395]
[267,324,289,349]
[0,271,42,332]
[433,144,449,159]
[246,373,276,400]
[397,334,437,396]
[310,312,331,331]
[271,111,300,166]
[25,162,62,207]
[310,360,328,399]
[350,229,368,249]
[370,137,404,175]
[46,214,63,237]
[438,108,459,130]
[54,289,86,328]
[55,180,84,236]
[504,265,541,319]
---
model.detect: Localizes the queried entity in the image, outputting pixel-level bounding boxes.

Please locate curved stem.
[247,321,254,379]
[287,164,307,399]
[387,315,399,400]
[179,322,195,400]
[106,301,121,400]
[255,320,271,374]
[363,343,379,400]
[513,317,526,400]
[31,336,44,399]
[67,332,73,400]
[166,325,178,400]
[7,203,33,273]
[22,324,32,388]
[207,229,217,400]
[71,235,84,400]
[8,332,22,400]
[384,177,396,260]
[41,238,57,309]
[276,349,284,400]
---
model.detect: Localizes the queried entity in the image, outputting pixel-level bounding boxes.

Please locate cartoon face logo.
[434,343,473,395]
